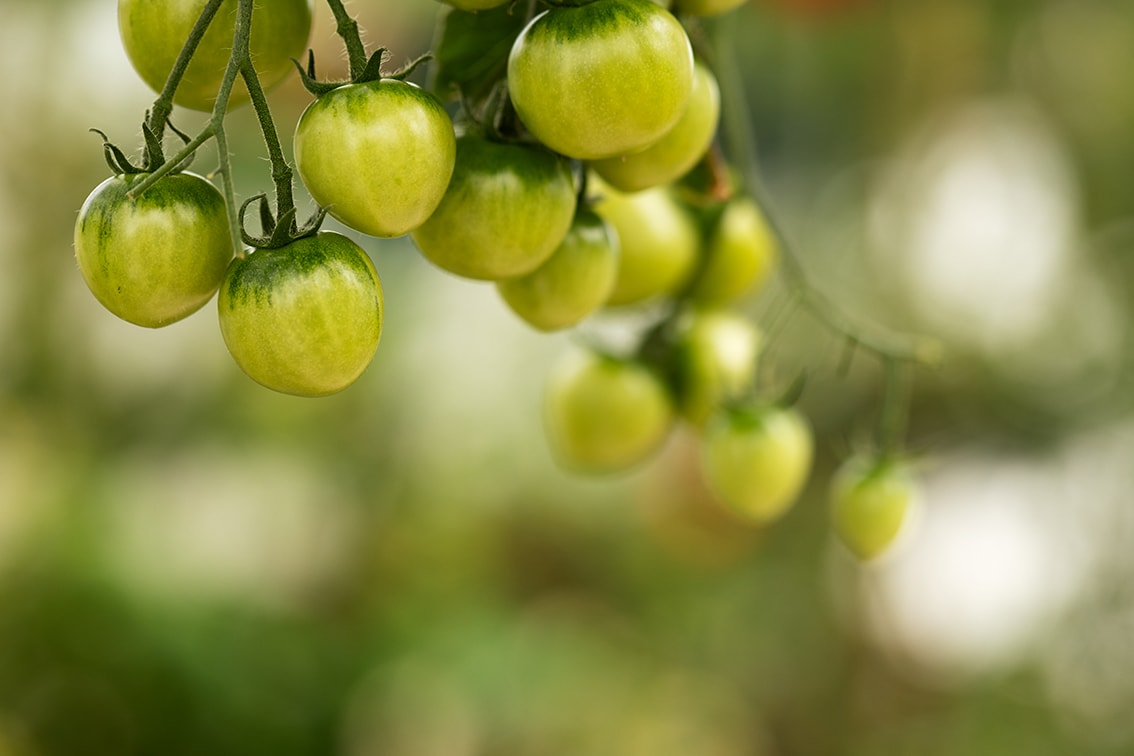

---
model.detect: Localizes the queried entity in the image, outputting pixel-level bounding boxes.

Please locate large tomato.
[118,0,312,112]
[701,405,813,523]
[217,232,383,397]
[496,209,620,331]
[544,349,675,474]
[830,456,915,559]
[507,0,694,160]
[294,79,456,239]
[591,178,699,306]
[74,171,232,328]
[591,60,720,193]
[411,136,576,281]
[687,195,778,305]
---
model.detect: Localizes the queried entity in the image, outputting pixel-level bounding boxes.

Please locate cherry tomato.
[508,0,694,160]
[687,195,778,305]
[591,60,721,192]
[411,136,576,281]
[294,79,456,239]
[217,232,383,397]
[702,405,813,523]
[830,456,915,559]
[496,209,620,331]
[118,0,312,112]
[74,171,232,328]
[544,349,675,473]
[673,308,761,427]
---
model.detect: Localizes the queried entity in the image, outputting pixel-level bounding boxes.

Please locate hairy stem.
[324,0,369,79]
[148,0,226,143]
[241,58,297,233]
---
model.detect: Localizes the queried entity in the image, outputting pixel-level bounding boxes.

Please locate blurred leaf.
[429,4,530,105]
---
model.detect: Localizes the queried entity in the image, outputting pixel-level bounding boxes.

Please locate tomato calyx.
[91,115,195,178]
[294,48,432,98]
[239,193,328,250]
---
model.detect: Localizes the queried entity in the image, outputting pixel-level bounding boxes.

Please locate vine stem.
[709,17,939,367]
[324,0,369,79]
[146,0,226,146]
[241,57,297,234]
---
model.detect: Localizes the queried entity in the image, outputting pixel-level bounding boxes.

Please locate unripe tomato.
[218,233,383,397]
[508,0,695,160]
[496,209,620,331]
[294,79,456,239]
[673,0,749,16]
[74,172,232,328]
[118,0,312,112]
[673,309,761,427]
[591,179,699,306]
[830,456,915,560]
[545,349,675,474]
[702,405,813,523]
[411,136,576,281]
[591,60,720,192]
[687,195,778,305]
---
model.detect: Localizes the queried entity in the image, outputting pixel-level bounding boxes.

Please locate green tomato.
[702,405,813,523]
[545,349,675,474]
[674,309,761,427]
[294,79,456,239]
[411,136,576,281]
[118,0,312,112]
[830,457,915,560]
[672,0,749,16]
[508,0,694,160]
[591,178,699,306]
[496,209,620,331]
[74,172,232,328]
[218,233,383,397]
[687,195,778,305]
[591,60,720,192]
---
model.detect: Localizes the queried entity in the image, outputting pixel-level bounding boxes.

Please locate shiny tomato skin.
[74,171,232,328]
[217,232,383,397]
[674,308,762,427]
[118,0,312,111]
[294,79,456,239]
[508,0,694,160]
[830,457,915,559]
[687,195,778,305]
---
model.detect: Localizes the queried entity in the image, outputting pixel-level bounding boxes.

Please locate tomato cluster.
[74,0,915,558]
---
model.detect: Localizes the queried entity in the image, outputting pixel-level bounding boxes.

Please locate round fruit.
[74,171,232,328]
[545,349,674,474]
[591,60,720,192]
[702,405,813,523]
[591,178,699,306]
[673,309,761,427]
[687,195,778,305]
[672,0,748,16]
[508,0,694,160]
[497,209,620,331]
[217,233,383,397]
[118,0,312,112]
[411,136,576,281]
[830,456,915,559]
[294,79,456,238]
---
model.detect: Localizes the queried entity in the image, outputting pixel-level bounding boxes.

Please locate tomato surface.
[497,209,620,331]
[217,232,383,397]
[74,171,232,328]
[118,0,312,111]
[830,456,915,559]
[508,0,694,160]
[673,308,761,427]
[294,79,456,239]
[544,349,675,473]
[687,195,778,305]
[411,136,576,281]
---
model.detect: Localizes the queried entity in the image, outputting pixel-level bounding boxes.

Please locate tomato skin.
[496,209,620,331]
[591,60,720,193]
[687,195,778,305]
[591,178,699,306]
[217,233,383,397]
[411,136,576,281]
[830,457,914,559]
[702,406,813,523]
[74,172,232,328]
[294,79,456,239]
[118,0,312,112]
[508,0,694,160]
[673,309,761,427]
[544,349,675,474]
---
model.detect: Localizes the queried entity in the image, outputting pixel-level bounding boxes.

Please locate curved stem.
[325,0,369,79]
[241,58,297,232]
[148,0,226,143]
[710,17,938,366]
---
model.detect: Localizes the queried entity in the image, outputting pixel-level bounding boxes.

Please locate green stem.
[875,357,910,459]
[148,0,226,142]
[710,17,936,366]
[241,58,297,232]
[324,0,369,80]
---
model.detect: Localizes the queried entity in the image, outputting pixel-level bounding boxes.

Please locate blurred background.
[3,0,1134,753]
